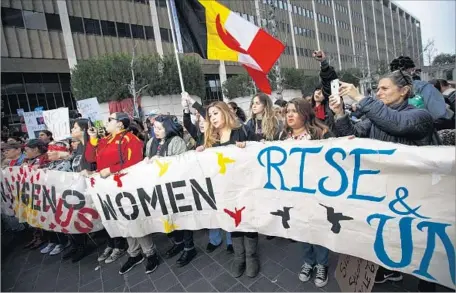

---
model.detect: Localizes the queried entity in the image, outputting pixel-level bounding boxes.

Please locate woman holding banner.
[279,98,334,288]
[63,118,97,263]
[39,141,71,256]
[182,93,234,255]
[85,113,143,268]
[144,115,195,268]
[197,101,257,278]
[328,70,436,287]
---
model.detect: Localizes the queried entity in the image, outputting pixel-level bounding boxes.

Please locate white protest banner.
[87,138,455,288]
[2,166,103,234]
[23,111,46,139]
[335,254,379,292]
[77,97,102,126]
[42,108,70,140]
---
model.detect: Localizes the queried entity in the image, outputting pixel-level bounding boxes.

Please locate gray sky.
[394,0,455,59]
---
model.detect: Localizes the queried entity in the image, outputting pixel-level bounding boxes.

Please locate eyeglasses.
[108,117,118,122]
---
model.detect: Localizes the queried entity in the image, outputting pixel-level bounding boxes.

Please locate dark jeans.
[169,230,194,250]
[107,237,127,250]
[44,231,67,245]
[231,232,258,238]
[69,233,86,246]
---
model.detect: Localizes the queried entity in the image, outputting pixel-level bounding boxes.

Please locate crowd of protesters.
[1,49,454,291]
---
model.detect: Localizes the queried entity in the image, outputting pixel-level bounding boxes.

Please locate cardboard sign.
[23,111,46,139]
[87,138,455,289]
[42,108,70,140]
[77,97,102,127]
[335,254,379,292]
[1,167,103,234]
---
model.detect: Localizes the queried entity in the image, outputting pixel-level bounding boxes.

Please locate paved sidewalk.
[1,230,449,292]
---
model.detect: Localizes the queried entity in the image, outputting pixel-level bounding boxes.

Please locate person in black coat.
[329,70,435,146]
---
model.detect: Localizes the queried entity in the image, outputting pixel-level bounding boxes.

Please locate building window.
[100,20,117,37]
[131,24,145,39]
[1,8,24,28]
[45,13,61,31]
[116,22,131,38]
[23,10,47,30]
[145,26,154,40]
[298,7,302,15]
[69,16,84,33]
[84,18,101,35]
[157,0,167,7]
[160,27,170,42]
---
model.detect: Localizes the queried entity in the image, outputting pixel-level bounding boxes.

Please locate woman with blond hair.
[196,101,259,278]
[246,93,283,141]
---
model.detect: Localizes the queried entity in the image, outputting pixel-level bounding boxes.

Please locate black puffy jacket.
[334,96,437,146]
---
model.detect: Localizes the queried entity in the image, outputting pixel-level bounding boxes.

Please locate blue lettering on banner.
[347,148,395,203]
[367,187,455,285]
[257,144,455,285]
[257,145,395,201]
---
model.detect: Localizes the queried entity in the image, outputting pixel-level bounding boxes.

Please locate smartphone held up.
[330,79,341,104]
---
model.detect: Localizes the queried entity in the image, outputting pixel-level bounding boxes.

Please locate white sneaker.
[40,243,56,254]
[98,247,113,262]
[314,264,329,288]
[299,263,313,282]
[105,249,125,264]
[49,244,64,255]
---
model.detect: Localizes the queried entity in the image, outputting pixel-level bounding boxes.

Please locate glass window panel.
[36,93,48,110]
[8,94,20,115]
[69,16,84,33]
[116,22,131,38]
[45,13,61,31]
[28,94,39,111]
[84,18,101,35]
[298,7,302,15]
[17,94,30,112]
[23,10,47,30]
[1,8,24,28]
[63,92,75,110]
[131,24,145,39]
[160,28,170,42]
[100,20,117,37]
[46,93,56,109]
[54,93,64,108]
[145,26,154,40]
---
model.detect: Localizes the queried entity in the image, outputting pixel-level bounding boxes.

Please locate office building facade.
[1,0,423,124]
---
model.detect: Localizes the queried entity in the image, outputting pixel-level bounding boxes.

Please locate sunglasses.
[108,117,118,122]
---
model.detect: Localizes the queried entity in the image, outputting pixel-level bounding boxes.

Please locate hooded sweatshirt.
[412,80,450,120]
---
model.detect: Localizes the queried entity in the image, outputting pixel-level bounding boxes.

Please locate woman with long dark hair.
[280,98,333,288]
[144,115,195,268]
[61,119,97,262]
[227,101,247,123]
[85,112,143,270]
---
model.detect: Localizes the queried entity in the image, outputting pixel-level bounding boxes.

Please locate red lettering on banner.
[75,208,100,233]
[90,178,95,188]
[40,216,46,222]
[49,222,56,230]
[36,173,40,181]
[54,198,74,228]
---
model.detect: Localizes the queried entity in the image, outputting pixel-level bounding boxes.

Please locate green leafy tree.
[432,53,456,66]
[222,73,256,99]
[71,53,205,103]
[337,68,362,87]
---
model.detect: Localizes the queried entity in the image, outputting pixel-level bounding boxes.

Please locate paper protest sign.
[1,167,103,234]
[335,254,379,292]
[23,111,46,139]
[77,97,103,127]
[87,138,455,288]
[42,108,70,140]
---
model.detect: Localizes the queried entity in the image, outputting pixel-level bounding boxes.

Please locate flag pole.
[165,0,185,92]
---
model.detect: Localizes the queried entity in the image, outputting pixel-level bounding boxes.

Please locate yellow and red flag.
[174,0,285,94]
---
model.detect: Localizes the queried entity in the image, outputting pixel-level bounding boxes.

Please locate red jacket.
[85,131,143,173]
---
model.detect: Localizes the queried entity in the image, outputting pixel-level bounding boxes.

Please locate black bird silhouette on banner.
[270,207,293,229]
[319,203,353,234]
